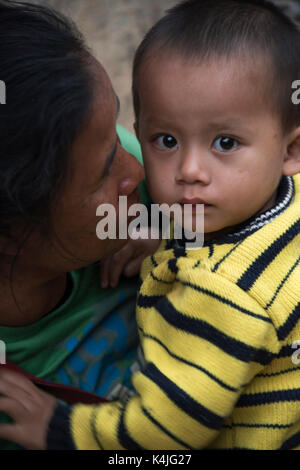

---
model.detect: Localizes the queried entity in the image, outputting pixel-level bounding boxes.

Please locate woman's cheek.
[93,181,118,208]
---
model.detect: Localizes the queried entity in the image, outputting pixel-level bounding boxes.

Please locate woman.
[0,0,147,449]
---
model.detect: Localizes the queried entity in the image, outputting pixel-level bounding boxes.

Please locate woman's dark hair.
[132,0,300,132]
[0,0,95,238]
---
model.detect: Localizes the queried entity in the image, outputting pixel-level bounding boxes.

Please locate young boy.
[1,0,300,450]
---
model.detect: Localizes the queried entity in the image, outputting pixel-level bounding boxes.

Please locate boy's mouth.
[179,198,210,205]
[179,198,213,214]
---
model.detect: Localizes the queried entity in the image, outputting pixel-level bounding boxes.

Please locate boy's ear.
[283,127,300,176]
[133,121,140,140]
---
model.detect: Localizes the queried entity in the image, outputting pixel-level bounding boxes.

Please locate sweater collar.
[215,175,295,245]
[172,175,295,249]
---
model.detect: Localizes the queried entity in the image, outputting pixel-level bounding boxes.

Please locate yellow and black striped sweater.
[49,173,300,450]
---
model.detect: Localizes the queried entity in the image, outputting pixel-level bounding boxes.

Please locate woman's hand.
[100,228,161,288]
[0,369,57,450]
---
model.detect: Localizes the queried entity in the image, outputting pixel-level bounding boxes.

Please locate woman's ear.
[283,126,300,176]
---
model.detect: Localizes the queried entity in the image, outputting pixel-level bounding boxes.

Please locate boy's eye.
[213,136,239,152]
[154,134,178,150]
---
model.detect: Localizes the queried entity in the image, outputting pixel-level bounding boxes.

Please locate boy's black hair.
[0,0,95,238]
[132,0,300,132]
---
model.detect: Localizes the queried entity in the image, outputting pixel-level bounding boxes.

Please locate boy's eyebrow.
[207,120,242,129]
[100,95,120,179]
[144,115,249,130]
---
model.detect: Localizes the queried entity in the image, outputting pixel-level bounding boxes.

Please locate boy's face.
[136,54,292,239]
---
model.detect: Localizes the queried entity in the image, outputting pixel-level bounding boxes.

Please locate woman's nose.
[118,148,145,196]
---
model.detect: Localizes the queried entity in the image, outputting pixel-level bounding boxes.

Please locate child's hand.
[0,369,57,450]
[100,229,161,288]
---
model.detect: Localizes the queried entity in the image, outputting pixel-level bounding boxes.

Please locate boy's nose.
[176,151,211,185]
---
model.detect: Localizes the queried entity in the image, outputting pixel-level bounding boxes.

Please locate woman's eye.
[154,134,178,150]
[213,136,239,152]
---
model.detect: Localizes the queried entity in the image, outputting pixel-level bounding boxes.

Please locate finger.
[0,423,21,444]
[0,397,27,421]
[109,243,134,287]
[0,369,36,395]
[0,376,36,411]
[123,255,145,277]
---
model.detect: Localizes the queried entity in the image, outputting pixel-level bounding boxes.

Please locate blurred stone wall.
[21,0,300,132]
[28,0,179,132]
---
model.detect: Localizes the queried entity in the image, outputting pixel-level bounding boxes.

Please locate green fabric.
[117,124,143,165]
[0,265,136,378]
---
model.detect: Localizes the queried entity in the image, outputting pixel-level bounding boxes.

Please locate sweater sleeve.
[63,267,280,450]
[47,402,76,450]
